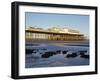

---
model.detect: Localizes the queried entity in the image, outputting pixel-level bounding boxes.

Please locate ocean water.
[25,42,89,68]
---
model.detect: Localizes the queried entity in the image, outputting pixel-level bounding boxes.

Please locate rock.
[80,52,85,56]
[41,54,51,58]
[80,55,89,59]
[62,51,68,54]
[26,49,33,54]
[41,51,56,58]
[79,50,87,55]
[66,52,77,58]
[40,53,43,54]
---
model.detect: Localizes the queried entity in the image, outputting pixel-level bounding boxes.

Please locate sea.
[25,41,89,68]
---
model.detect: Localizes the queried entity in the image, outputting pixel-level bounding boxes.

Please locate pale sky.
[25,12,89,37]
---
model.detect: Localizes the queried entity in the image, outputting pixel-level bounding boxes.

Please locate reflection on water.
[25,43,89,68]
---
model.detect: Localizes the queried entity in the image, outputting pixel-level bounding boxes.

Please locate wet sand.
[25,40,89,68]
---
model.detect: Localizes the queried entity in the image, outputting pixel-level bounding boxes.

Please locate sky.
[25,12,89,37]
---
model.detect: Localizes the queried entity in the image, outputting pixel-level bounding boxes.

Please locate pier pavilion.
[25,27,85,41]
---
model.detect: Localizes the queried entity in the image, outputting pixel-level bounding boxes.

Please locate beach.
[25,40,89,68]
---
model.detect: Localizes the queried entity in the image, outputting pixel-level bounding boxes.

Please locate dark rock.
[41,51,56,58]
[79,50,87,56]
[66,53,77,58]
[42,54,50,58]
[45,51,56,55]
[79,50,87,54]
[80,55,89,59]
[26,49,33,54]
[62,51,68,54]
[40,53,43,54]
[80,52,85,56]
[41,53,52,58]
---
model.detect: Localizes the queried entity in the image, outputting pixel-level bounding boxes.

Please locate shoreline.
[26,40,89,44]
